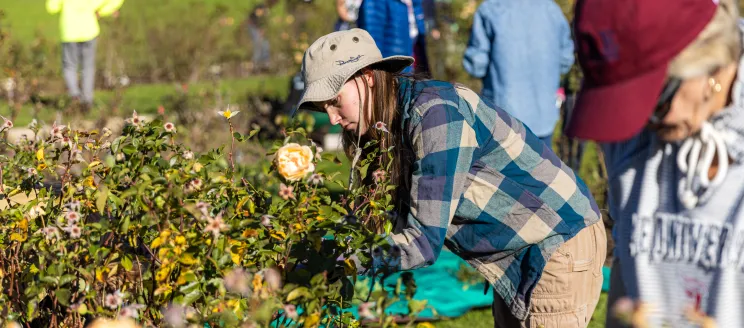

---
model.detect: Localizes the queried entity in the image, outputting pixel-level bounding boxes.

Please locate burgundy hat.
[565,0,719,142]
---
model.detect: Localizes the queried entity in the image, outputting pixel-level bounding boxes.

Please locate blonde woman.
[294,28,605,327]
[567,0,744,326]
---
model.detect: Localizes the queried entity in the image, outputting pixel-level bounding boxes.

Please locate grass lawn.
[436,293,608,328]
[1,75,291,127]
[0,0,267,43]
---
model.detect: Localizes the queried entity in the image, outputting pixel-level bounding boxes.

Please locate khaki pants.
[493,219,607,328]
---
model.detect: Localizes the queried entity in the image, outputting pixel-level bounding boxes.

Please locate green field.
[0,0,267,42]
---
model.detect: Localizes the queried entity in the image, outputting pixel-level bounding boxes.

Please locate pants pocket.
[532,250,572,296]
[528,304,587,328]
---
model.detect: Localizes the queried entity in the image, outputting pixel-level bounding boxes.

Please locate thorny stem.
[228,120,236,173]
[0,164,5,194]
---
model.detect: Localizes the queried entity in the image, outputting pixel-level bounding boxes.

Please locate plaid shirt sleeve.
[385,91,478,270]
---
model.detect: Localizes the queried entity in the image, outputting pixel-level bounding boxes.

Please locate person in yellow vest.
[46,0,124,111]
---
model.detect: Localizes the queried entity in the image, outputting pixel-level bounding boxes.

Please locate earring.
[708,77,722,93]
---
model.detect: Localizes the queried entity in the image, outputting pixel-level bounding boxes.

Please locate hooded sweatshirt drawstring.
[677,121,730,209]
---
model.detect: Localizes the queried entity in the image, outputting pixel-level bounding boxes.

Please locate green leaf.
[407,299,427,315]
[121,255,133,271]
[122,144,136,155]
[233,132,244,142]
[120,216,130,234]
[248,127,260,140]
[59,274,77,287]
[331,204,348,216]
[181,290,202,305]
[179,281,200,294]
[286,287,312,301]
[55,289,71,306]
[310,273,326,286]
[76,303,88,315]
[109,194,123,207]
[96,185,108,213]
[111,136,125,153]
[40,276,58,285]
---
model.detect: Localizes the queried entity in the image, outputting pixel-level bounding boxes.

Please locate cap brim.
[565,65,668,142]
[291,56,414,117]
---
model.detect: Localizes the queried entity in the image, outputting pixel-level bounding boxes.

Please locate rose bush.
[0,111,425,327]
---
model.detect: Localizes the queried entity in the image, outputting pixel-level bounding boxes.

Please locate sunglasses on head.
[648,78,682,125]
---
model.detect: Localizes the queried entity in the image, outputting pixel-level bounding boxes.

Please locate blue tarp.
[345,251,612,320]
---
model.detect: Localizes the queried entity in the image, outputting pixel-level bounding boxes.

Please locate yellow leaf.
[343,258,356,276]
[176,273,187,286]
[304,313,320,328]
[193,163,203,172]
[231,252,241,265]
[179,253,198,266]
[156,267,170,282]
[316,216,325,222]
[150,237,163,249]
[36,147,44,161]
[236,196,252,212]
[160,230,171,239]
[95,267,106,282]
[154,284,172,296]
[270,230,286,240]
[9,232,25,242]
[84,176,96,189]
[242,229,258,238]
[416,323,436,328]
[88,161,101,168]
[18,218,28,230]
[252,274,263,292]
[37,163,47,171]
[175,235,186,245]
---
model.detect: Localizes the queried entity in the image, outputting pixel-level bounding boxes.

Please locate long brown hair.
[341,67,417,199]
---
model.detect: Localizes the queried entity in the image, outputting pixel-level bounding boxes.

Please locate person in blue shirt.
[463,0,574,147]
[357,0,427,74]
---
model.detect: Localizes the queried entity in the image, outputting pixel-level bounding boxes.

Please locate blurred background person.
[462,0,574,147]
[566,0,744,326]
[357,0,426,74]
[245,4,272,73]
[46,0,124,112]
[335,0,363,32]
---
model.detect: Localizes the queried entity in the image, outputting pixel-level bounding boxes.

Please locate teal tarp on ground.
[346,251,493,319]
[345,251,612,320]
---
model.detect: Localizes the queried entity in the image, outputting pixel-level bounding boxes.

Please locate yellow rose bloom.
[275,143,315,181]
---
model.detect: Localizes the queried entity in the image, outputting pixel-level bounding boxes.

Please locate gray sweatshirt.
[602,51,744,326]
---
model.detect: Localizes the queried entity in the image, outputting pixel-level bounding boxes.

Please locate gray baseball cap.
[291,28,414,116]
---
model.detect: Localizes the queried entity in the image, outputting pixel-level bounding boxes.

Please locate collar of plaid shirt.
[378,78,601,320]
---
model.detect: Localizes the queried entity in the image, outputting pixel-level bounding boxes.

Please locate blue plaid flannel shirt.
[384,79,601,320]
